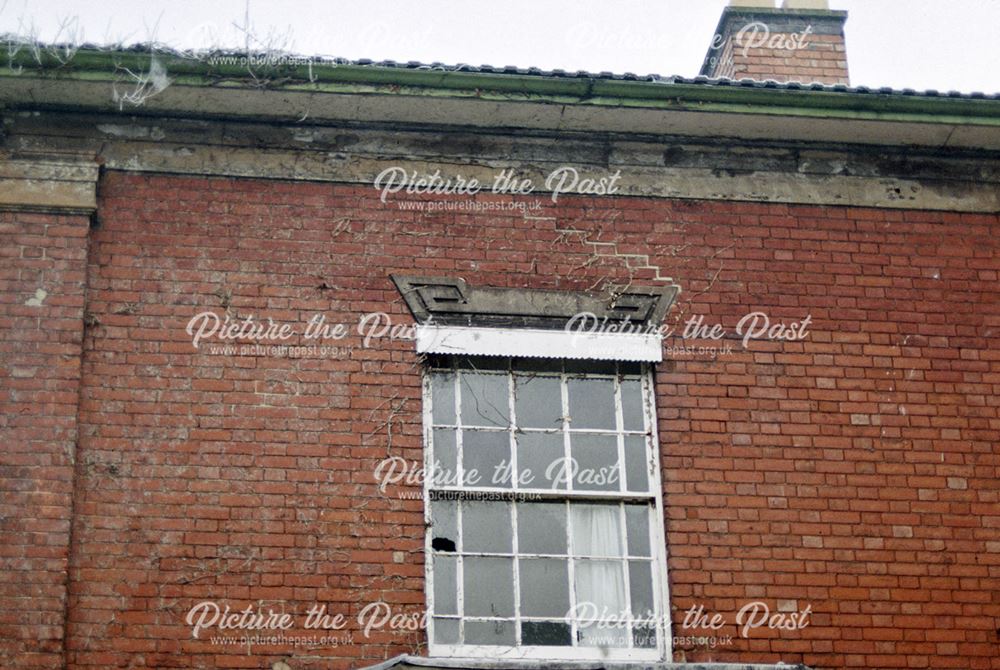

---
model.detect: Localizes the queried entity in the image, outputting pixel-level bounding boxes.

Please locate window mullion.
[454,368,465,643]
[561,370,579,647]
[424,372,437,647]
[508,370,522,645]
[561,369,572,494]
[455,369,464,489]
[614,365,626,494]
[564,498,577,649]
[618,501,634,649]
[643,365,670,657]
[615,365,634,649]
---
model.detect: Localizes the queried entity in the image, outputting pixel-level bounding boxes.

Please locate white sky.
[2,0,999,93]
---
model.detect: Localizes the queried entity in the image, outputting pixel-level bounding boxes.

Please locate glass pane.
[462,501,512,554]
[516,432,566,491]
[433,555,457,615]
[629,560,655,620]
[633,623,657,649]
[570,434,620,492]
[621,379,644,431]
[574,559,626,617]
[460,372,509,427]
[431,500,458,553]
[517,502,567,555]
[514,375,563,429]
[518,558,569,617]
[462,430,511,488]
[567,378,616,430]
[578,621,629,648]
[623,435,649,493]
[431,428,458,486]
[522,621,572,646]
[464,557,514,617]
[625,505,651,557]
[433,617,460,644]
[571,504,623,557]
[431,372,456,425]
[465,619,515,645]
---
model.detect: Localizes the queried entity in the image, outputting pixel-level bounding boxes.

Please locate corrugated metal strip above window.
[415,325,662,362]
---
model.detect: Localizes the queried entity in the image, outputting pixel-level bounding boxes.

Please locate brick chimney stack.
[700,0,849,85]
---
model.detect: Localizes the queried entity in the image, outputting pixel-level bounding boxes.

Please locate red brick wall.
[720,32,849,84]
[11,170,999,669]
[0,211,91,668]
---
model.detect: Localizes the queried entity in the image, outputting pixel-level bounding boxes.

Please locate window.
[423,356,669,661]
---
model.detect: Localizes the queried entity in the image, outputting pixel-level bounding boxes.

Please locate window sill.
[355,654,812,670]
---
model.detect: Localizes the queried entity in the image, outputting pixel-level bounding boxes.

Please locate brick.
[2,172,997,670]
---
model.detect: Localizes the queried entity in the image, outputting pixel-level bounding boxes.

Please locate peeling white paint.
[24,288,47,307]
[291,129,317,143]
[97,124,166,140]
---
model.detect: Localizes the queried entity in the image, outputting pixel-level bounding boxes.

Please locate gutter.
[2,49,1000,128]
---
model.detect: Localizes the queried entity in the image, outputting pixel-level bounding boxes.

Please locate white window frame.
[422,357,672,662]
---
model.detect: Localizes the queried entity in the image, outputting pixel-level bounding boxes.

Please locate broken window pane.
[462,501,512,554]
[567,378,616,430]
[463,557,514,617]
[431,499,458,551]
[518,558,570,617]
[460,372,509,427]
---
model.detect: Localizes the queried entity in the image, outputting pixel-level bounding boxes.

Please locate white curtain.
[572,505,627,646]
[572,503,623,556]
